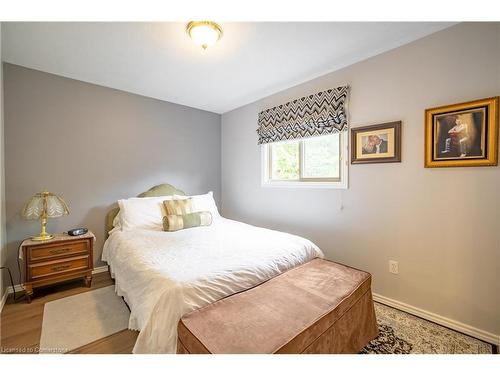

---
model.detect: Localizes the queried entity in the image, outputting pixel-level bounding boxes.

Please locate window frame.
[261,132,349,189]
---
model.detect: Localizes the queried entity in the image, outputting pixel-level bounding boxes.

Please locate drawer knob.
[51,264,71,272]
[49,248,71,255]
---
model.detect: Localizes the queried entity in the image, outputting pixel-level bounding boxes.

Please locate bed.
[102,184,323,353]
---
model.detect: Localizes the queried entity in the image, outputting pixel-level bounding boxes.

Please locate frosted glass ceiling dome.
[186,21,223,49]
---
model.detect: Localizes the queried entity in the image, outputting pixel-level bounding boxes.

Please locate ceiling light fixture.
[186,21,223,50]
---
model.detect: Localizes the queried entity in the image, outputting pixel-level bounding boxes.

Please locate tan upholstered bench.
[177,259,378,354]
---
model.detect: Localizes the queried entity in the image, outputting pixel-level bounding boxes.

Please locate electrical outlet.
[389,260,399,274]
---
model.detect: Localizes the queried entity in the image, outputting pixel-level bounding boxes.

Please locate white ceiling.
[2,22,454,114]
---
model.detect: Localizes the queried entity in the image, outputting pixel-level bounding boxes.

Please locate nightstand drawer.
[28,240,89,262]
[28,255,90,280]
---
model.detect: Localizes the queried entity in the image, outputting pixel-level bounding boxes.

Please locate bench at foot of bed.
[177,258,378,354]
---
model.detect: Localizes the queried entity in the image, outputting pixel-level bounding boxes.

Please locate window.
[262,132,348,188]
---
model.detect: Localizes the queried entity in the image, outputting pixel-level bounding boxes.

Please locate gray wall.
[221,23,500,336]
[4,63,221,274]
[0,23,5,300]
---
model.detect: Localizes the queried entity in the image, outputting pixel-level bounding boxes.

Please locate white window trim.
[261,132,349,189]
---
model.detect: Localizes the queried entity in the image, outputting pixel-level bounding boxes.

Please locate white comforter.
[102,218,323,353]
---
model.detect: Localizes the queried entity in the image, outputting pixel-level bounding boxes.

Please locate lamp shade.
[22,191,69,219]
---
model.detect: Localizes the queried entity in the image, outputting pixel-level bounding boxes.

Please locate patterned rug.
[361,302,493,354]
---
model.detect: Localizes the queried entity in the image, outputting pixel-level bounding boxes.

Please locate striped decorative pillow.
[163,211,213,232]
[163,198,193,215]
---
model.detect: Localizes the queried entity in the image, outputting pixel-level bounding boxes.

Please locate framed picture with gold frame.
[425,97,499,168]
[351,121,402,164]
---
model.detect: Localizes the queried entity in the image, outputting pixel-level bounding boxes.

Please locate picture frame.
[424,97,499,168]
[351,121,402,164]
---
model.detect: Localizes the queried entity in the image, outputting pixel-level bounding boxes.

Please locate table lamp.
[22,191,69,240]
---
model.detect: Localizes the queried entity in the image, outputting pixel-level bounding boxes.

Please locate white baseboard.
[92,265,109,275]
[4,283,24,294]
[0,266,109,313]
[373,293,499,346]
[0,288,8,313]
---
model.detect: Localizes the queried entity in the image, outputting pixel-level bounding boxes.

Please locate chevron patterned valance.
[257,86,349,145]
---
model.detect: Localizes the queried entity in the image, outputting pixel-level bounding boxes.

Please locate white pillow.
[173,191,221,218]
[117,195,180,231]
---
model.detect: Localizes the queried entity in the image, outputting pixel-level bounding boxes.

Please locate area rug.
[361,302,493,354]
[39,285,130,353]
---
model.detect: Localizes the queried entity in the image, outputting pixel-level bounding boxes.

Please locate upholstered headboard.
[105,183,186,236]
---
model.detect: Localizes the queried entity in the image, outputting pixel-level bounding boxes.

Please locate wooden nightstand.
[20,231,95,303]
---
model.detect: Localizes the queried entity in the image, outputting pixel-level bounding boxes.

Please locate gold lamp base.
[31,215,54,241]
[31,233,54,241]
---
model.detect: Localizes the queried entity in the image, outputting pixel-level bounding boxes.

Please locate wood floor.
[0,271,138,354]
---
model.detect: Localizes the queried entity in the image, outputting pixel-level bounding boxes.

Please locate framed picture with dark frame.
[425,97,499,168]
[351,121,402,164]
